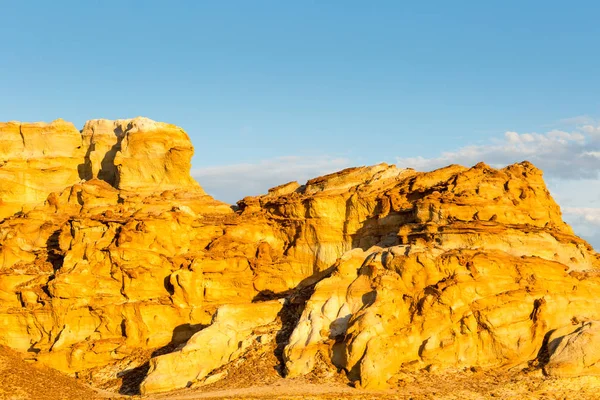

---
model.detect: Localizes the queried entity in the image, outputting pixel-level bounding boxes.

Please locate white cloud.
[397,126,600,179]
[562,207,600,250]
[582,124,600,136]
[563,207,600,226]
[192,156,351,204]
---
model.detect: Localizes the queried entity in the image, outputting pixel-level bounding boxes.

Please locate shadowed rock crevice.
[530,328,557,371]
[44,229,65,272]
[118,362,150,395]
[77,143,94,181]
[97,125,124,187]
[274,277,328,376]
[118,323,207,395]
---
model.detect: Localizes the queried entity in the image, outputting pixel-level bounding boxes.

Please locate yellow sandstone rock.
[140,300,283,394]
[0,117,203,221]
[0,117,599,395]
[0,119,84,218]
[110,117,201,193]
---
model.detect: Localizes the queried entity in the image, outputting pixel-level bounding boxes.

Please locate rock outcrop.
[81,117,201,193]
[279,162,600,389]
[140,300,283,394]
[0,117,599,396]
[0,119,85,218]
[0,117,202,220]
[544,321,600,378]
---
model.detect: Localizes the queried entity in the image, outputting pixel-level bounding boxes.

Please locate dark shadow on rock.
[251,266,336,304]
[527,328,557,373]
[252,267,337,377]
[154,323,208,356]
[118,362,150,395]
[77,141,94,181]
[163,276,175,296]
[350,212,410,251]
[38,229,65,301]
[98,134,123,187]
[350,208,449,254]
[117,322,207,395]
[45,229,64,272]
[77,125,125,188]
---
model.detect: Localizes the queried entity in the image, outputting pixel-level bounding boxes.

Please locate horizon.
[2,1,599,246]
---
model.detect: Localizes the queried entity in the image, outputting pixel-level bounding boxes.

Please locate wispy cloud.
[563,207,600,226]
[192,156,351,203]
[396,121,600,180]
[556,115,596,126]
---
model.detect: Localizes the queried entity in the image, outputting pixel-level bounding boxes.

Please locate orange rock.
[0,117,599,395]
[0,119,84,218]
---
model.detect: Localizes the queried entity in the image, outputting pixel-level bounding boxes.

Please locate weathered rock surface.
[544,321,600,378]
[280,162,600,389]
[140,300,283,394]
[0,117,599,396]
[81,117,201,193]
[0,119,85,218]
[0,117,202,220]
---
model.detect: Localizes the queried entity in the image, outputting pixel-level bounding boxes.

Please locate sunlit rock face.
[108,117,200,193]
[0,117,202,219]
[0,117,599,394]
[0,119,85,218]
[80,117,202,193]
[281,161,600,389]
[140,301,283,394]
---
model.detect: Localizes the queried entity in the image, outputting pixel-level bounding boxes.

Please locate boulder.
[140,300,283,394]
[544,321,600,377]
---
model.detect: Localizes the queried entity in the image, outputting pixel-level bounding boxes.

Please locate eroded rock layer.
[0,117,201,219]
[0,117,599,395]
[0,119,85,218]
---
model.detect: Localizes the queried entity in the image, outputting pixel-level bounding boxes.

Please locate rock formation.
[544,321,600,378]
[0,117,599,397]
[81,117,201,193]
[0,117,201,220]
[0,119,85,218]
[140,300,283,394]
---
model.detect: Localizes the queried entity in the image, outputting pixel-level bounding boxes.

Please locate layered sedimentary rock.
[0,119,85,218]
[0,117,599,395]
[0,117,201,220]
[80,117,201,193]
[139,161,598,393]
[279,163,600,389]
[284,245,600,388]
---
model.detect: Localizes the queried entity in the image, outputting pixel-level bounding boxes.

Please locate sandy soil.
[3,343,600,400]
[141,370,600,400]
[0,345,104,400]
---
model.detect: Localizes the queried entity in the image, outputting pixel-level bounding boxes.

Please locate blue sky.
[1,1,600,245]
